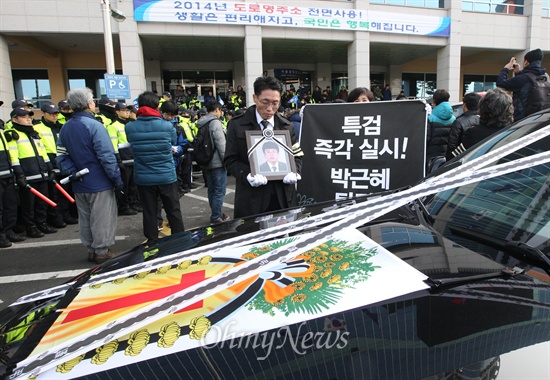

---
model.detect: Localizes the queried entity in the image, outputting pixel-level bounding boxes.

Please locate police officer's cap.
[10,107,34,118]
[41,102,60,114]
[115,102,130,111]
[98,97,116,106]
[58,100,71,110]
[11,99,33,109]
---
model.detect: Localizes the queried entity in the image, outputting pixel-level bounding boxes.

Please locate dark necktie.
[271,166,277,172]
[261,120,270,130]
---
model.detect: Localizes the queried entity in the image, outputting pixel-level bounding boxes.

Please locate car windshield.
[426,121,550,259]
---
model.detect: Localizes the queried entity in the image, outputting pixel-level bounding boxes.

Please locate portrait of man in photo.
[259,140,288,173]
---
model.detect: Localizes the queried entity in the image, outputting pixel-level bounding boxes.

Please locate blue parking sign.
[104,74,131,99]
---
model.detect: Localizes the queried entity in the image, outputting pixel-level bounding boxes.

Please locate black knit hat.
[525,48,543,63]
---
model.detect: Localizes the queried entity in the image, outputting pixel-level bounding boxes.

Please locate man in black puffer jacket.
[446,92,481,160]
[496,48,547,121]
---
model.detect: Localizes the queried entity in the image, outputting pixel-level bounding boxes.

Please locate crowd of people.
[0,77,304,261]
[0,47,545,261]
[0,89,233,259]
[427,48,546,173]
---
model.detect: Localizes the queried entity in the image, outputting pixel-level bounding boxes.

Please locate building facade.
[1,0,549,120]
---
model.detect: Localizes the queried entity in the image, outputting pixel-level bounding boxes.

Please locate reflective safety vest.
[8,126,50,182]
[189,98,201,110]
[2,303,56,344]
[0,131,13,179]
[159,97,169,108]
[177,116,197,142]
[34,120,62,172]
[109,119,133,165]
[97,113,113,127]
[3,120,13,130]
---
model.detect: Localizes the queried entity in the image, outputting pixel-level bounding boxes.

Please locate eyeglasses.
[258,99,280,108]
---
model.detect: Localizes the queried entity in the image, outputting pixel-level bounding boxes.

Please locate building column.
[437,0,462,102]
[524,1,542,57]
[118,1,146,101]
[233,61,245,90]
[389,65,403,99]
[244,26,263,106]
[316,62,331,90]
[348,31,370,90]
[0,35,14,122]
[46,63,68,103]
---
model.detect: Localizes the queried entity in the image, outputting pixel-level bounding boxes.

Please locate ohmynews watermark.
[200,321,350,360]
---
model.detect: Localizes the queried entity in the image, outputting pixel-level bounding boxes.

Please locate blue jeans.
[203,167,227,221]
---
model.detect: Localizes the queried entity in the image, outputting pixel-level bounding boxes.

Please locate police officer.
[57,99,73,125]
[0,128,22,246]
[178,106,198,192]
[159,91,171,108]
[34,102,78,227]
[108,102,139,215]
[4,100,34,130]
[7,107,57,238]
[96,97,116,126]
[188,93,202,111]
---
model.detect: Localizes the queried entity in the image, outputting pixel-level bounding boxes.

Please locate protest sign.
[297,101,428,204]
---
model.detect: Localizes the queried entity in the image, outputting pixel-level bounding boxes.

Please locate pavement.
[0,175,236,307]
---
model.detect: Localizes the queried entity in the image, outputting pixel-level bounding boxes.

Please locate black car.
[1,109,550,380]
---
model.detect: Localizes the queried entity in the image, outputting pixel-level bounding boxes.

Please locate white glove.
[247,173,268,187]
[283,172,301,184]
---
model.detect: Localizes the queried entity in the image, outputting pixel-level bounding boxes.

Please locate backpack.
[524,72,550,117]
[191,119,215,166]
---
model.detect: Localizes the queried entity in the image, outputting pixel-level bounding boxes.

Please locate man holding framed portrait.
[224,76,303,218]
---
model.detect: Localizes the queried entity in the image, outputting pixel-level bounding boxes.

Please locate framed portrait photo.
[246,130,296,180]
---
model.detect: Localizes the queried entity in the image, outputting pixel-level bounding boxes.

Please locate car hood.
[1,196,550,379]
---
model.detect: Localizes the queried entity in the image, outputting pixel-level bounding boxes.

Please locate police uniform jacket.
[0,131,14,180]
[109,118,134,165]
[224,105,303,218]
[34,118,62,171]
[8,122,50,183]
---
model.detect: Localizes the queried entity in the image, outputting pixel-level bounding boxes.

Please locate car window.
[427,123,550,256]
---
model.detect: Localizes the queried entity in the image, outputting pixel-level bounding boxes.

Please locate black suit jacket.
[224,105,302,218]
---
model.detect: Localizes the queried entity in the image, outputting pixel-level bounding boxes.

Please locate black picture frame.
[246,130,296,180]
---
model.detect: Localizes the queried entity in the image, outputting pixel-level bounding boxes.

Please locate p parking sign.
[104,74,131,99]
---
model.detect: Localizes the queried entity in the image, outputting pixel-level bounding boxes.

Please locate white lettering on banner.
[314,138,407,160]
[313,139,354,159]
[359,138,408,160]
[342,115,382,136]
[330,168,390,190]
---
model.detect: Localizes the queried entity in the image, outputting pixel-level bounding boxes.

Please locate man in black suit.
[224,76,303,218]
[259,141,288,173]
